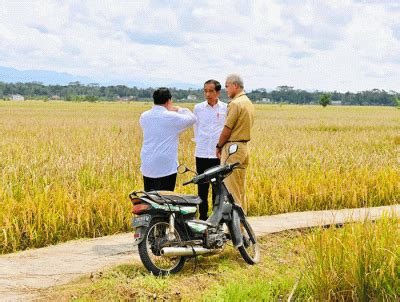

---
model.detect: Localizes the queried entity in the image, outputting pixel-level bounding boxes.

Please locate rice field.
[298,216,400,300]
[0,101,399,253]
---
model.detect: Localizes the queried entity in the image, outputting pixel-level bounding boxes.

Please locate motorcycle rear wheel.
[238,219,260,264]
[138,218,186,276]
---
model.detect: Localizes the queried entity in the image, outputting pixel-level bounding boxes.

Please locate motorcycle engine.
[204,229,227,249]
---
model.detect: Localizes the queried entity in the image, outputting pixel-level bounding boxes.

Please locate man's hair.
[226,74,244,88]
[204,79,221,92]
[153,87,172,105]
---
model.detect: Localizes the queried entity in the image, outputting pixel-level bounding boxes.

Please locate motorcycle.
[130,144,259,275]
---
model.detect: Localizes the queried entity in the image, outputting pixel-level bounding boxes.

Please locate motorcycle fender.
[133,226,146,245]
[231,205,257,244]
[131,214,152,245]
[232,204,246,220]
[228,209,243,248]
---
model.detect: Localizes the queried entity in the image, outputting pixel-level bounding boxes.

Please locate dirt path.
[1,205,399,301]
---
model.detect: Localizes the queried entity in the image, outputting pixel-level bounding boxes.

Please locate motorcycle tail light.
[131,197,152,214]
[130,197,142,204]
[132,202,151,214]
[131,198,151,214]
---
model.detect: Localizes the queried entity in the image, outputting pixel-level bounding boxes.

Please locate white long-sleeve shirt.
[193,100,227,158]
[140,105,196,178]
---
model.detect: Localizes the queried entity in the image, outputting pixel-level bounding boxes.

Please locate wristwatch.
[216,144,222,149]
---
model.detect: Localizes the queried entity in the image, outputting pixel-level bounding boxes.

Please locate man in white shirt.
[140,87,196,191]
[194,80,227,220]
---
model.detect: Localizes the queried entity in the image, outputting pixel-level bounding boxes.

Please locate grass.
[37,231,304,301]
[38,216,400,301]
[0,101,399,253]
[295,215,400,301]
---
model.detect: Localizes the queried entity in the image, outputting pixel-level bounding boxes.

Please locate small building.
[118,96,137,101]
[187,94,197,101]
[50,95,61,100]
[256,98,272,104]
[11,94,25,101]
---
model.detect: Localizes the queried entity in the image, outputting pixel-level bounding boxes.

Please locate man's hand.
[216,147,221,159]
[166,101,180,112]
[216,126,232,159]
[170,105,181,112]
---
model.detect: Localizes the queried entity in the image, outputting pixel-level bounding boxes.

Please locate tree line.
[0,82,398,106]
[247,86,398,106]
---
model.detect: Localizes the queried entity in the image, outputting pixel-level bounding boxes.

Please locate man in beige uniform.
[216,74,254,213]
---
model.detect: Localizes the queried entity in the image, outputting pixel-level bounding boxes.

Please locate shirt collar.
[152,105,168,111]
[228,91,245,103]
[233,92,245,100]
[205,99,220,108]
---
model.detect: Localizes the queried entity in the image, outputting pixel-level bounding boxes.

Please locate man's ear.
[165,99,172,109]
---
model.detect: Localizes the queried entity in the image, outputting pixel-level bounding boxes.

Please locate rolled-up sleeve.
[193,106,199,141]
[174,108,197,132]
[224,102,238,129]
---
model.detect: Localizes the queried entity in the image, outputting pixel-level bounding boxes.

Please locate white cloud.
[0,0,399,91]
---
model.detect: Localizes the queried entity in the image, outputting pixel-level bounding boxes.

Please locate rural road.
[1,205,399,301]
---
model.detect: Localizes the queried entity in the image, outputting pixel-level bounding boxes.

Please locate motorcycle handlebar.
[183,162,240,186]
[230,162,240,169]
[183,174,205,185]
[182,179,192,186]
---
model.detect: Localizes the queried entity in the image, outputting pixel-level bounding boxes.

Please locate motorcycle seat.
[147,191,202,205]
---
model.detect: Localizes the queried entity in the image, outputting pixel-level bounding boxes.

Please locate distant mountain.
[0,66,200,89]
[0,66,93,85]
[168,82,200,90]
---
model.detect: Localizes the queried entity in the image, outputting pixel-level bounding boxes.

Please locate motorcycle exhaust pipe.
[160,247,213,257]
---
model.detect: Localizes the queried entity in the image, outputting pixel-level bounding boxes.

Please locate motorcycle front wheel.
[238,218,260,264]
[138,218,185,276]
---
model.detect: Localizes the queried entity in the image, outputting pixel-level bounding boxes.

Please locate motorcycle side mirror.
[177,164,188,174]
[178,164,198,175]
[224,144,239,165]
[228,144,238,155]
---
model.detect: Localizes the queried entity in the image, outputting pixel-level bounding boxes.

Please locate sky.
[0,0,399,92]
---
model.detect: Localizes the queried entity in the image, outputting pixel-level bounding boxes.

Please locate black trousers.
[143,173,177,192]
[196,157,220,220]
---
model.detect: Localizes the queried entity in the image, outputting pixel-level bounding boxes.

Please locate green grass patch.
[38,232,304,301]
[40,217,400,301]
